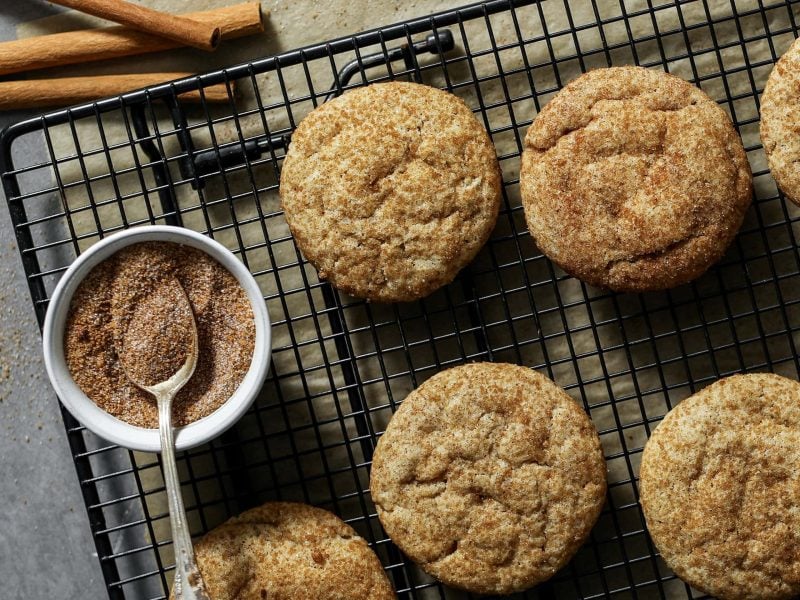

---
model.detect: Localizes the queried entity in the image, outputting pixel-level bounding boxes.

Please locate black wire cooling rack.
[2,0,800,598]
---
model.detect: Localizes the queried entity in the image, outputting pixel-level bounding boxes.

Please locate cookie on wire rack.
[279,81,502,303]
[761,37,800,206]
[370,362,607,595]
[520,66,752,292]
[640,373,800,600]
[171,502,396,599]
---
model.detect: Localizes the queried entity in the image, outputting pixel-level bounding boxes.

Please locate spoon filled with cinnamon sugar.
[118,276,210,600]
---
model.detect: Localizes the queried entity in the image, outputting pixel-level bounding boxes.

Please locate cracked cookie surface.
[640,373,800,600]
[520,66,752,292]
[280,81,502,302]
[176,502,395,600]
[370,363,606,594]
[761,38,800,206]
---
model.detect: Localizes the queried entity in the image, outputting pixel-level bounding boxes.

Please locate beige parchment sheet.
[16,0,800,597]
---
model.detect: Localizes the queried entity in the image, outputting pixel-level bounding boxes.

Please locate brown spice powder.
[119,277,195,388]
[64,241,256,428]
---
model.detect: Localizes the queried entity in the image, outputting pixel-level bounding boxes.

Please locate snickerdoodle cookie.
[761,37,800,206]
[280,81,502,302]
[177,502,396,600]
[370,363,606,594]
[520,66,752,292]
[640,373,800,600]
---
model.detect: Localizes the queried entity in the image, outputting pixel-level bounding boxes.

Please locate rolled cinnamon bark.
[0,3,265,77]
[0,73,234,110]
[49,0,221,51]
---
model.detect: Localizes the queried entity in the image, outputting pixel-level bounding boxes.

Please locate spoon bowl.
[119,277,200,397]
[118,277,210,600]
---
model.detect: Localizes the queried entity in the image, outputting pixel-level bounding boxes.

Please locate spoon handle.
[158,394,211,600]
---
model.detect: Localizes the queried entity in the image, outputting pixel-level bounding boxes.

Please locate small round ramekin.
[42,225,271,452]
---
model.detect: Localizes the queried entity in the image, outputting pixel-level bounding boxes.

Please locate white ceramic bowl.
[42,225,271,452]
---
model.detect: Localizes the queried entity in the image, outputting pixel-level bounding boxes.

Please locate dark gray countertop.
[0,152,108,600]
[0,5,107,600]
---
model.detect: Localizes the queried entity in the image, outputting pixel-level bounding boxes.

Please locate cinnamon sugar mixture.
[119,277,195,388]
[65,242,255,428]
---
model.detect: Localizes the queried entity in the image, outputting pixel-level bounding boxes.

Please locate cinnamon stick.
[0,73,234,110]
[0,3,265,77]
[48,0,221,51]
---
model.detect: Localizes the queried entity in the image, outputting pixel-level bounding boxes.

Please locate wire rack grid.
[2,0,800,598]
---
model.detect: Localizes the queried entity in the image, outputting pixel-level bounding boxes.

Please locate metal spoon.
[118,278,210,600]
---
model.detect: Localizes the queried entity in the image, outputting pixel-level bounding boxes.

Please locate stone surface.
[0,133,107,597]
[0,4,109,599]
[0,232,109,596]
